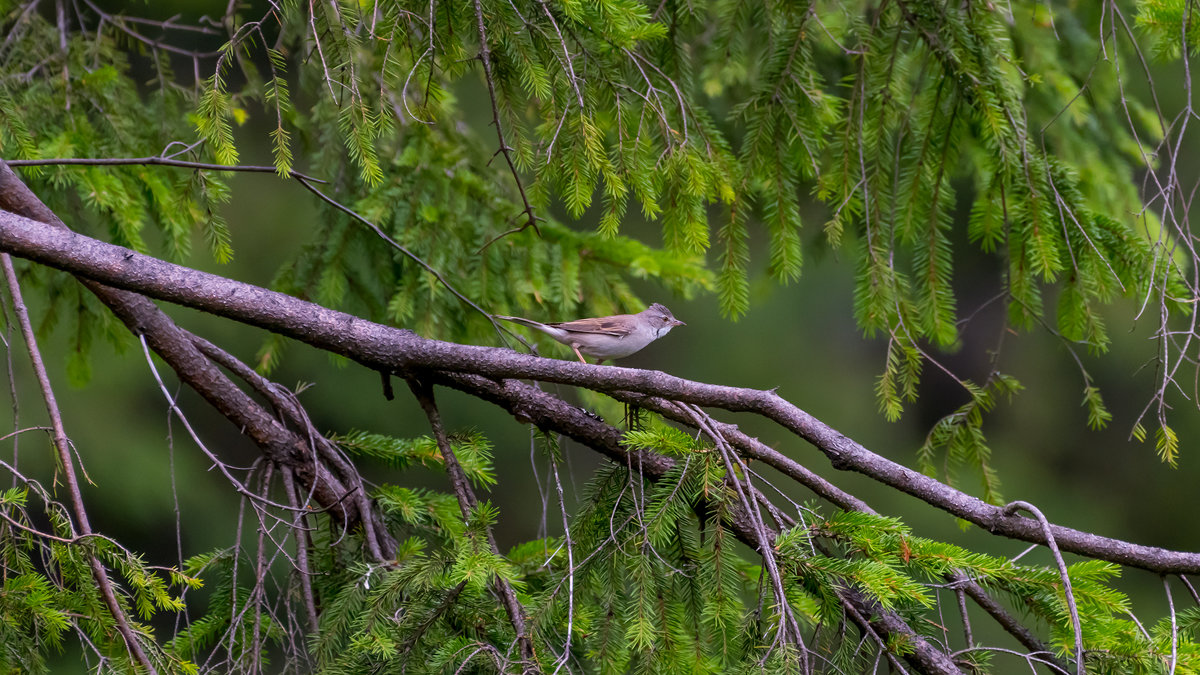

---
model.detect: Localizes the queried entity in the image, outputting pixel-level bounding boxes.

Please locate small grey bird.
[497,303,685,363]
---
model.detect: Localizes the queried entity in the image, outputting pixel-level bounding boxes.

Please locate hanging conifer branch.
[5,0,1200,671]
[407,378,539,670]
[1,196,1197,578]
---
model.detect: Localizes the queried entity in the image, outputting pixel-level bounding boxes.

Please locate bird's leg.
[571,345,588,364]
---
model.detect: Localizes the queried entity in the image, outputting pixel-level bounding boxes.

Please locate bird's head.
[644,303,685,336]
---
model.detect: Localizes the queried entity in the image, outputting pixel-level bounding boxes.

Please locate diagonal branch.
[0,162,394,561]
[0,166,962,671]
[1,203,1196,576]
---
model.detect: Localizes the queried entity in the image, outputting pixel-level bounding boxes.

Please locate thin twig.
[78,0,223,57]
[8,156,328,183]
[1003,500,1084,675]
[470,0,540,243]
[189,333,392,561]
[1181,575,1200,606]
[0,286,20,490]
[548,453,575,675]
[1,253,158,674]
[406,378,538,671]
[139,335,302,517]
[1165,575,1178,675]
[281,466,320,634]
[290,174,528,352]
[955,585,973,649]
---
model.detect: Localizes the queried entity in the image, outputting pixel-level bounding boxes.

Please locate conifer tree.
[1,0,1199,673]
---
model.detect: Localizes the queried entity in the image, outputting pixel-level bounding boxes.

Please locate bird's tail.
[492,312,556,338]
[494,315,553,335]
[495,315,540,327]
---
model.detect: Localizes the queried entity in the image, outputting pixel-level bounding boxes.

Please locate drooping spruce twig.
[406,378,539,672]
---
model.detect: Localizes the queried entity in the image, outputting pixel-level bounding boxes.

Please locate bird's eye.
[661,316,669,322]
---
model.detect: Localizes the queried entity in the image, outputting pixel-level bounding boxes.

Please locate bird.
[496,303,685,364]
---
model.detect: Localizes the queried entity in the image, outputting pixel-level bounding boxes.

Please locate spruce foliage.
[1,0,1198,673]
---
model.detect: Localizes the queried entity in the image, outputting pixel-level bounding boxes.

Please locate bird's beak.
[673,319,686,326]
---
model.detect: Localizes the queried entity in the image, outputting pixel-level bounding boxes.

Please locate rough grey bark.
[0,203,1196,574]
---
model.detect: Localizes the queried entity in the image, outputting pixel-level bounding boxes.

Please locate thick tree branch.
[0,173,963,672]
[0,206,1195,576]
[422,370,963,674]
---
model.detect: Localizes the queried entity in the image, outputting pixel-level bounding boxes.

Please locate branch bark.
[0,163,394,559]
[0,164,963,670]
[0,202,1195,575]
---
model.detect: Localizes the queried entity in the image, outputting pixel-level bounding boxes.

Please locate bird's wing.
[549,316,635,337]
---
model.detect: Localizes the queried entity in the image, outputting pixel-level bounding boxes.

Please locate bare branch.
[0,253,157,674]
[1,206,1196,576]
[7,156,328,183]
[470,0,540,240]
[1002,501,1084,675]
[281,467,320,635]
